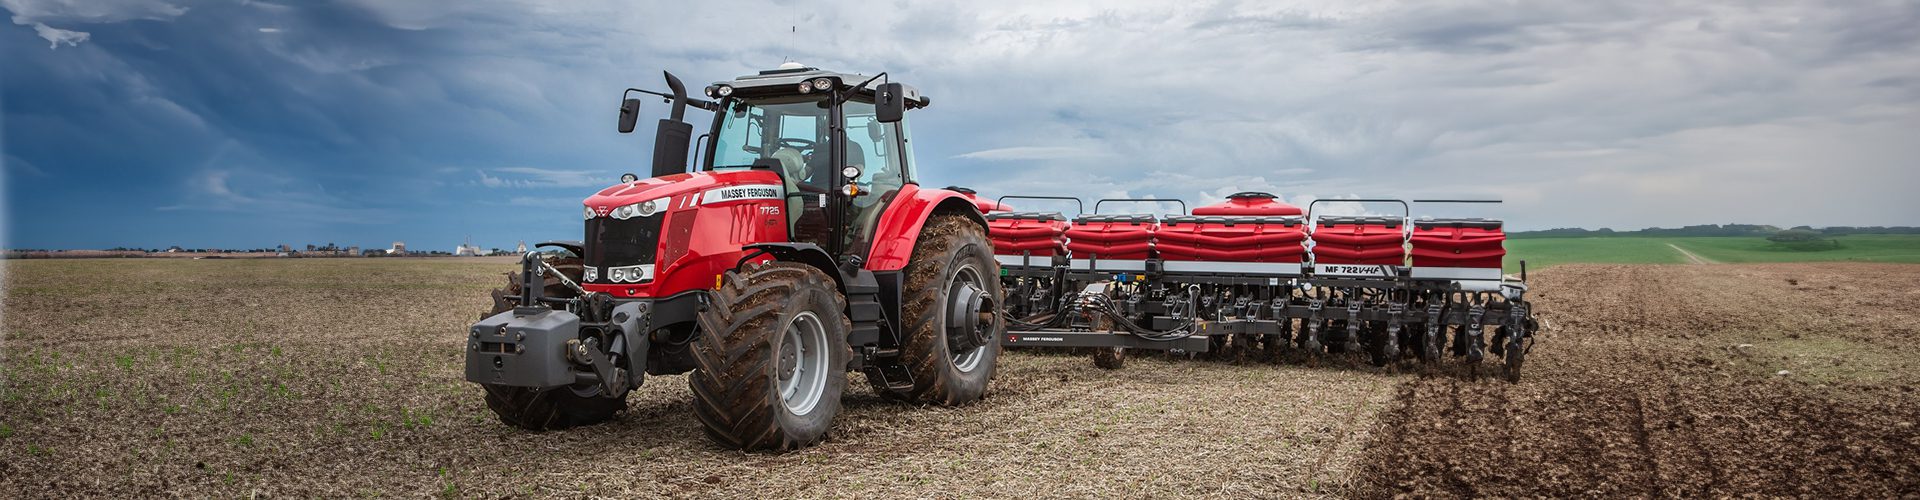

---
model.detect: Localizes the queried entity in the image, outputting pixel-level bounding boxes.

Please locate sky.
[3,0,1918,251]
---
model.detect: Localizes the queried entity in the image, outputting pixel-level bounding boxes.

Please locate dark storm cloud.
[4,0,1918,250]
[2,0,680,249]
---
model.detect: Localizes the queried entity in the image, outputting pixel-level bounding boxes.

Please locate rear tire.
[890,215,1004,405]
[689,262,852,451]
[477,255,627,431]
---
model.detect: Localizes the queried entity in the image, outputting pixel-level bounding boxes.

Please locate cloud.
[7,0,1920,251]
[258,27,279,33]
[4,0,193,49]
[157,168,386,224]
[507,196,581,207]
[477,167,607,188]
[3,154,49,177]
[952,146,1105,161]
[25,21,88,48]
[1,0,189,24]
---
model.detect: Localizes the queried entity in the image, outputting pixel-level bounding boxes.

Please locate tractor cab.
[700,63,931,259]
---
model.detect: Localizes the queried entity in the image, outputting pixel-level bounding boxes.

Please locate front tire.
[483,384,627,431]
[478,256,627,431]
[890,215,1004,405]
[689,262,852,451]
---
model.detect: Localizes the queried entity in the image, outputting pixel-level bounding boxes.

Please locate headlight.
[797,82,812,94]
[583,205,597,220]
[716,85,734,97]
[610,197,668,220]
[811,78,831,91]
[604,265,652,283]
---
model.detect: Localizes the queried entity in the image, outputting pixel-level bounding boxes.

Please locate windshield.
[710,96,830,174]
[705,93,911,257]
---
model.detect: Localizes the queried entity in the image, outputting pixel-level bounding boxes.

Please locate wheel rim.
[945,263,994,373]
[777,311,829,416]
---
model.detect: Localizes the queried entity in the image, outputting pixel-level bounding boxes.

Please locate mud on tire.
[478,255,628,431]
[689,262,852,451]
[483,384,627,431]
[887,214,1004,405]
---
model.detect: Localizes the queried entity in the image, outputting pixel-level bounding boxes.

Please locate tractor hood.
[582,169,785,217]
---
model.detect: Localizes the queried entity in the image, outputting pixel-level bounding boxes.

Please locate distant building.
[388,241,407,255]
[515,241,527,254]
[454,236,482,257]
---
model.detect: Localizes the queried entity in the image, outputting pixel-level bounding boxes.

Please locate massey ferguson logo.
[703,184,782,205]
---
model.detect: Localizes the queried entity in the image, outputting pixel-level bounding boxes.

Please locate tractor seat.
[771,147,807,232]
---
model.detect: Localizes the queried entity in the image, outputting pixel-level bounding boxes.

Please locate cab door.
[837,100,910,261]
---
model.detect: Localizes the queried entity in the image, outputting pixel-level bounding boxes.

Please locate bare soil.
[1357,263,1920,497]
[2,258,1393,497]
[4,259,1916,497]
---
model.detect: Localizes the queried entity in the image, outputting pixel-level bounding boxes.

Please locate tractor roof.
[708,64,930,106]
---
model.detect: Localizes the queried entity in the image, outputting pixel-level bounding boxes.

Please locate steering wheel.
[776,137,816,151]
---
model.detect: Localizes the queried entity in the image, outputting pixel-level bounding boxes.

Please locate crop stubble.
[5,259,1916,497]
[3,258,1393,498]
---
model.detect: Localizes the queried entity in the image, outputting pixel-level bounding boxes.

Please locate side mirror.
[617,98,642,133]
[876,82,906,123]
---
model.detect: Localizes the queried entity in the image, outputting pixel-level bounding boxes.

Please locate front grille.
[583,214,663,282]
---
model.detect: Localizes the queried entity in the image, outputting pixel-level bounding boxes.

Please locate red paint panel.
[955,190,1013,213]
[1311,219,1407,265]
[864,185,983,271]
[1410,220,1506,269]
[1191,192,1303,216]
[582,169,788,298]
[1155,216,1308,263]
[987,213,1069,256]
[1065,215,1157,260]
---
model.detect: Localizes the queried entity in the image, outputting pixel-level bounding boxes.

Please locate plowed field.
[1359,263,1920,497]
[3,259,1916,497]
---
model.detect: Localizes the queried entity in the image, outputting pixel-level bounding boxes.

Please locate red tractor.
[467,64,1004,450]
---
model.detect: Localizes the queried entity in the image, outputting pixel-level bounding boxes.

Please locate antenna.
[786,24,795,62]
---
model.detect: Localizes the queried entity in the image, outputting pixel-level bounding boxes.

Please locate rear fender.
[864,184,988,271]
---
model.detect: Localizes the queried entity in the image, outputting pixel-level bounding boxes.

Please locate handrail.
[1411,199,1503,204]
[1094,198,1187,215]
[994,195,1086,217]
[1304,198,1410,222]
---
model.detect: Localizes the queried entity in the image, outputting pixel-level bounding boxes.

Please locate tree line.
[1509,224,1920,239]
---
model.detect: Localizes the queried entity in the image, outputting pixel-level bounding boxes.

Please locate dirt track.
[1358,263,1920,497]
[1667,243,1721,265]
[3,259,1917,497]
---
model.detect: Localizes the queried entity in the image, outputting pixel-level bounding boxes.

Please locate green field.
[1505,234,1920,272]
